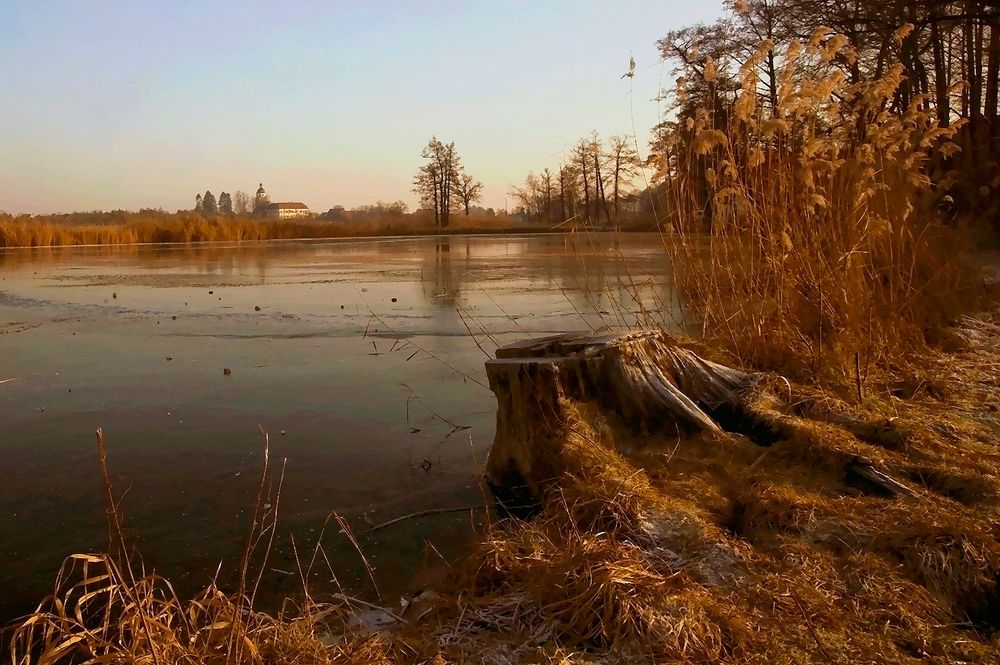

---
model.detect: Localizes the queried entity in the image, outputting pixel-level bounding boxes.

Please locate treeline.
[325,200,409,220]
[0,209,525,248]
[194,191,245,215]
[510,132,646,227]
[660,0,999,128]
[655,0,1000,226]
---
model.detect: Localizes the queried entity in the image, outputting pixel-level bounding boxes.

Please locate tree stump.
[484,331,753,496]
[484,330,917,503]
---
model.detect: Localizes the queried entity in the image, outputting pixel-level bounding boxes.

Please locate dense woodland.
[660,0,1000,227]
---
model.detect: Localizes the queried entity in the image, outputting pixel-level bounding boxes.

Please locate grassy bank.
[7,320,1000,663]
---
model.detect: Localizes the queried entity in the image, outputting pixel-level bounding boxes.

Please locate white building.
[254,183,311,220]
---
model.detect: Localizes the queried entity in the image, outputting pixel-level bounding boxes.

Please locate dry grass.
[659,36,990,384]
[446,317,1000,663]
[0,212,529,248]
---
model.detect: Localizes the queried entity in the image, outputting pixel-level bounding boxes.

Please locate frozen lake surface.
[0,232,676,619]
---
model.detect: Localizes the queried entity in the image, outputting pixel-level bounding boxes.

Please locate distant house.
[253,183,311,220]
[261,201,311,220]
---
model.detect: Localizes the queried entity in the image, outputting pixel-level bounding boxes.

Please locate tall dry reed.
[660,31,983,382]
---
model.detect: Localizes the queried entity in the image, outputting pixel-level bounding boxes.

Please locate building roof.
[256,183,266,194]
[264,202,309,210]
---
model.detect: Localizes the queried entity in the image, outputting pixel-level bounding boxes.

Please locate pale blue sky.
[0,1,723,214]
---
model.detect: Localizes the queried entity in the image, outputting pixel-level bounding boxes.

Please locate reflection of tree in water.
[423,237,466,307]
[552,233,676,330]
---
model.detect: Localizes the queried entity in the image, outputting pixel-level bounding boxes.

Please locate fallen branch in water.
[365,504,498,534]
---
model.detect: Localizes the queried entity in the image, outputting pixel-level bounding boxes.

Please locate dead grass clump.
[906,465,996,505]
[458,399,755,661]
[875,516,1000,621]
[7,544,431,665]
[463,511,748,662]
[9,553,324,664]
[838,551,946,632]
[540,402,662,538]
[728,482,821,538]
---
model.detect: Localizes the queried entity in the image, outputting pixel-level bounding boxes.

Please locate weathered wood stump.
[484,331,753,495]
[484,330,917,503]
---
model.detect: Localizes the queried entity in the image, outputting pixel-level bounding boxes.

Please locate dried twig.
[364,503,498,534]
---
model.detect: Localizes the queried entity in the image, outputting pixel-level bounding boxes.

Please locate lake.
[0,232,677,620]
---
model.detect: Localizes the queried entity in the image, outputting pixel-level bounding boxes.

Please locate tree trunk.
[432,181,441,227]
[933,20,951,127]
[966,3,982,119]
[440,172,450,229]
[594,154,611,225]
[612,164,620,226]
[766,48,778,114]
[986,23,999,121]
[559,173,567,223]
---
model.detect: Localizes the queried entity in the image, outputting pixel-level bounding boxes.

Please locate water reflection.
[0,234,676,326]
[425,237,458,306]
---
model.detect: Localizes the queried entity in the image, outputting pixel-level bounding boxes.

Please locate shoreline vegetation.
[8,6,1000,665]
[0,211,639,249]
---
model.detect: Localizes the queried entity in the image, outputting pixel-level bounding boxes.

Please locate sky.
[0,1,724,215]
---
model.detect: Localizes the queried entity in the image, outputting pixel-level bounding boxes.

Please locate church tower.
[254,183,270,215]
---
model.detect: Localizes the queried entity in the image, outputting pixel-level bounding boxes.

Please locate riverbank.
[7,311,1000,663]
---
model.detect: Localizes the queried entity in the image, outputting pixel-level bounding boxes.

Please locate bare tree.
[571,139,592,222]
[454,172,484,216]
[608,136,642,224]
[413,137,462,228]
[589,132,612,224]
[510,172,544,217]
[233,191,251,215]
[539,168,554,221]
[727,0,794,113]
[558,162,581,223]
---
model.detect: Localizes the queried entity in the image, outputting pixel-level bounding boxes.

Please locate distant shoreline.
[0,222,647,250]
